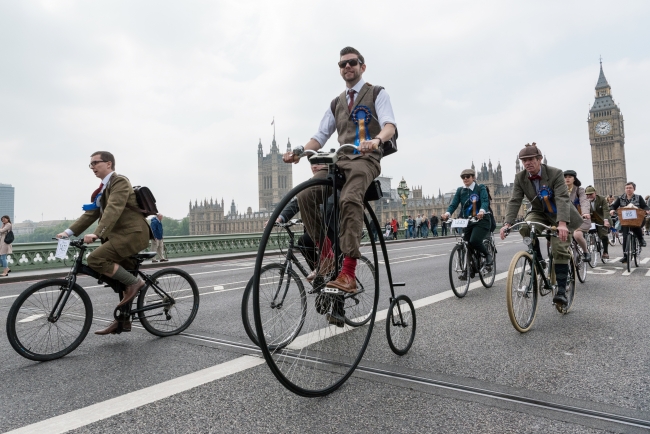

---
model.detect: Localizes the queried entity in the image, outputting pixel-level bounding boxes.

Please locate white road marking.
[214,285,224,291]
[646,269,650,277]
[622,268,637,276]
[640,258,650,265]
[17,314,45,323]
[6,356,265,434]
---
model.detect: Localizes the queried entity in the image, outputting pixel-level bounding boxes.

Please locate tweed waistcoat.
[334,82,382,161]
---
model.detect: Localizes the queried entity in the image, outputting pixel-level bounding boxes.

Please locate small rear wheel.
[506,251,538,333]
[6,279,93,361]
[449,244,470,298]
[137,268,199,337]
[386,295,416,355]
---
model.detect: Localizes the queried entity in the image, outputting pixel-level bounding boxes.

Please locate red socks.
[318,237,334,259]
[341,257,357,279]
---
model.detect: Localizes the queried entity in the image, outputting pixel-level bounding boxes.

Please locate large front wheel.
[6,279,93,361]
[506,251,538,333]
[252,178,380,397]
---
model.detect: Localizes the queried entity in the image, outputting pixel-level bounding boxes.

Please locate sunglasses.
[460,175,473,179]
[338,58,362,68]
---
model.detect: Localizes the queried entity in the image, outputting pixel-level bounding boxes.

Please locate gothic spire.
[595,58,610,90]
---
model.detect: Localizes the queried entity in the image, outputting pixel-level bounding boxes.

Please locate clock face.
[595,121,612,136]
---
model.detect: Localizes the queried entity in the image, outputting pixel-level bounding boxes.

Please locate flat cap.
[460,168,476,177]
[585,185,596,194]
[518,142,543,159]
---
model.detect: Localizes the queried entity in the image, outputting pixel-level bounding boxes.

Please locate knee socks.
[555,263,569,292]
[341,257,357,279]
[112,266,138,286]
[317,237,334,260]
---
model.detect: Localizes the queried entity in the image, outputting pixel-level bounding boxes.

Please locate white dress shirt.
[311,78,397,147]
[65,172,114,236]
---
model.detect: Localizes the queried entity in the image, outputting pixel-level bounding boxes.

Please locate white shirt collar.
[466,182,476,190]
[346,78,366,94]
[101,171,115,190]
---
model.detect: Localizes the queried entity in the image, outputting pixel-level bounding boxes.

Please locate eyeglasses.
[338,58,362,68]
[460,175,473,179]
[89,160,106,168]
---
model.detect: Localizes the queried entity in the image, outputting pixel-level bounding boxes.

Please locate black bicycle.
[623,225,643,273]
[504,221,576,333]
[585,223,608,266]
[241,219,376,349]
[6,239,199,361]
[251,144,416,397]
[446,216,497,298]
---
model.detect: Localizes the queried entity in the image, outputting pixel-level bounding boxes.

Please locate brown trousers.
[87,239,139,275]
[298,155,380,259]
[151,238,166,260]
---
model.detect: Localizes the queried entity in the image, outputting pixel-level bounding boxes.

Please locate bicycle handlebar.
[504,221,557,237]
[289,143,379,162]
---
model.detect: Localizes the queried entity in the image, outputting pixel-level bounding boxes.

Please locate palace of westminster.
[189,62,628,235]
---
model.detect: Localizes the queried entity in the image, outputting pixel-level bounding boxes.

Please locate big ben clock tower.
[588,61,627,197]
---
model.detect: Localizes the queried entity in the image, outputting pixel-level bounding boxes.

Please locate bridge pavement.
[0,236,648,433]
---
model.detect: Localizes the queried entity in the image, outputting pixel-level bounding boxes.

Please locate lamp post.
[397,177,410,226]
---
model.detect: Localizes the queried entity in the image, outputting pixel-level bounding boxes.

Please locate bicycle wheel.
[634,242,641,268]
[344,255,377,327]
[574,244,587,284]
[449,244,470,298]
[6,279,93,361]
[587,235,598,268]
[137,268,199,337]
[386,295,416,356]
[241,263,307,349]
[626,234,633,273]
[608,230,616,246]
[479,238,496,288]
[252,177,380,397]
[506,251,538,333]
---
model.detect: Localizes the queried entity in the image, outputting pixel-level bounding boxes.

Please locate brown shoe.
[306,255,334,283]
[602,253,609,260]
[117,279,145,308]
[325,273,357,294]
[160,259,169,262]
[94,320,131,335]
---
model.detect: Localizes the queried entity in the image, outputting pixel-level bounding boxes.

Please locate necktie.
[347,89,356,112]
[528,175,542,181]
[91,182,103,201]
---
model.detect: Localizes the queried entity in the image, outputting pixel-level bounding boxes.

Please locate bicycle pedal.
[323,287,342,295]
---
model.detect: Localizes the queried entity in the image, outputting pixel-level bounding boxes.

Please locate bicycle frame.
[48,242,175,323]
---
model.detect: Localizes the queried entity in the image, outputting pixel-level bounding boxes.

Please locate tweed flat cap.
[585,185,596,194]
[460,168,476,177]
[518,142,543,159]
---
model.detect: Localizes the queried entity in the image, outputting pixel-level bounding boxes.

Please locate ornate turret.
[258,139,263,157]
[287,138,291,152]
[516,157,521,173]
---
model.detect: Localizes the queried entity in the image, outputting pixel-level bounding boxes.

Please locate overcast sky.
[2,1,649,222]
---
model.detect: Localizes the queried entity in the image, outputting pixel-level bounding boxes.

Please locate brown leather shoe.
[306,255,334,283]
[117,279,145,308]
[325,273,357,294]
[94,320,131,335]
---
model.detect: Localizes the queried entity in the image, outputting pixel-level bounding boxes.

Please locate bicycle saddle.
[132,252,157,260]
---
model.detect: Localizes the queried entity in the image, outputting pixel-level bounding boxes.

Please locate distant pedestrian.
[441,219,448,236]
[415,215,422,238]
[384,221,392,239]
[407,215,414,239]
[430,214,439,237]
[390,218,398,240]
[0,215,12,277]
[422,216,429,238]
[150,213,168,262]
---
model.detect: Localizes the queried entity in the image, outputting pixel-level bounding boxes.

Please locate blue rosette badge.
[351,105,373,154]
[538,186,557,214]
[466,193,479,217]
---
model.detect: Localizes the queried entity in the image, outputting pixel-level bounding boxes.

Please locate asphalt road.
[1,234,649,433]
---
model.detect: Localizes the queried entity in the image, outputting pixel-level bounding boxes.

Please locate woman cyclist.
[442,169,493,273]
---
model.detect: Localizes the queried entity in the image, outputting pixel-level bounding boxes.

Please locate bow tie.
[528,175,542,181]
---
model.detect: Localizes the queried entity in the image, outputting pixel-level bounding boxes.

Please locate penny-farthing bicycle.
[251,143,416,397]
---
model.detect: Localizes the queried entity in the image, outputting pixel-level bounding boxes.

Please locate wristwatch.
[373,137,384,147]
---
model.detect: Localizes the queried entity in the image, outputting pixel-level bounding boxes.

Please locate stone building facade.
[258,136,293,212]
[588,62,627,197]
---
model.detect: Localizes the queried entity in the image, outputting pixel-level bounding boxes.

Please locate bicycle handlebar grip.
[551,226,557,231]
[292,154,301,163]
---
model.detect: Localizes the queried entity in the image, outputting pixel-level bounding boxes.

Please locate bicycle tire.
[479,239,496,288]
[608,231,616,246]
[506,251,538,333]
[137,268,199,337]
[344,255,377,327]
[449,244,470,298]
[634,243,641,268]
[626,234,632,273]
[587,235,598,268]
[386,295,416,355]
[241,263,307,350]
[252,177,380,397]
[6,279,93,361]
